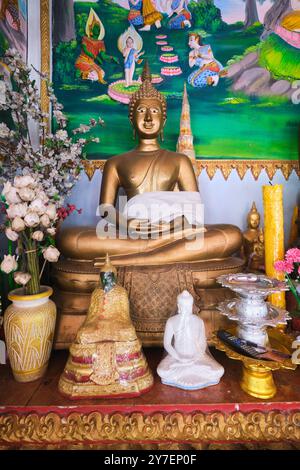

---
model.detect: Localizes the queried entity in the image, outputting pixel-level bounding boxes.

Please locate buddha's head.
[177,290,194,316]
[100,254,117,291]
[247,202,260,230]
[129,61,166,140]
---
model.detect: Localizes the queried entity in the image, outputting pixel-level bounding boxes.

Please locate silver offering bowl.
[216,273,290,347]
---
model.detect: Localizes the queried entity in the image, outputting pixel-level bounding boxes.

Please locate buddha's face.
[133,98,164,139]
[248,213,260,229]
[178,297,193,316]
[100,271,116,291]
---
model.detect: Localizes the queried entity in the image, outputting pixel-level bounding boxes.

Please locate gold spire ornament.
[176,83,196,161]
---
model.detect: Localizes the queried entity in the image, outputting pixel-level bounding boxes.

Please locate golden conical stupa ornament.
[176,83,196,161]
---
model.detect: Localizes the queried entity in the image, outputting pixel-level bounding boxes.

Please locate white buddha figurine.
[157,290,224,390]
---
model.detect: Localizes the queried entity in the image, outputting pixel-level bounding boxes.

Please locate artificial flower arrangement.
[274,248,300,317]
[0,48,102,295]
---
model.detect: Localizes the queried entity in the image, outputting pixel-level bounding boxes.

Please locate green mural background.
[53,0,300,161]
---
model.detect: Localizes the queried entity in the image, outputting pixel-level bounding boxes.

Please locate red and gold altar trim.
[83,160,300,182]
[1,403,300,446]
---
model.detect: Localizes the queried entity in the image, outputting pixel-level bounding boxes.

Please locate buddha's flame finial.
[251,202,258,213]
[176,83,196,161]
[100,253,117,276]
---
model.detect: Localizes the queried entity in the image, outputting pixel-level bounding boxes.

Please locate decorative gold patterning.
[40,0,51,118]
[1,411,300,444]
[82,160,300,181]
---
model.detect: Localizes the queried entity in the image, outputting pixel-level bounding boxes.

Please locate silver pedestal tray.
[217,273,290,346]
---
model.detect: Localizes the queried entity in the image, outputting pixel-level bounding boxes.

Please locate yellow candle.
[263,184,286,308]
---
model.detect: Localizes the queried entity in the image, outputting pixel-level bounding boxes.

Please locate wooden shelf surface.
[1,348,300,412]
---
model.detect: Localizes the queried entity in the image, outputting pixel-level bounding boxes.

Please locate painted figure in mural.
[187,33,225,88]
[0,0,20,32]
[157,291,224,390]
[128,0,144,27]
[75,8,119,83]
[273,0,300,48]
[167,0,192,30]
[118,26,144,87]
[139,0,162,31]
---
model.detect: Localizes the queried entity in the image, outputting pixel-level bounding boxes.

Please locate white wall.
[63,168,300,246]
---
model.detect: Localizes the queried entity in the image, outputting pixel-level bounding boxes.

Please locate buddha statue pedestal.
[54,62,244,348]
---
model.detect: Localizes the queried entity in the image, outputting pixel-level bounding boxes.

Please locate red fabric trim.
[64,371,91,383]
[64,366,147,383]
[71,351,142,365]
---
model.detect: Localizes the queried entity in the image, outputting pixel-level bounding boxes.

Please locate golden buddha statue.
[58,254,153,399]
[242,202,264,271]
[57,62,241,265]
[53,62,243,349]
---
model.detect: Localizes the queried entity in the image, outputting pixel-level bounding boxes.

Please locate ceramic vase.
[4,286,56,382]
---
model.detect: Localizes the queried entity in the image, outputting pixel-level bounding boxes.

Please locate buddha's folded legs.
[57,224,242,264]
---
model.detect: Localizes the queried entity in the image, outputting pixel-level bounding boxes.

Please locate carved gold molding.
[40,0,51,118]
[83,159,300,181]
[1,410,300,444]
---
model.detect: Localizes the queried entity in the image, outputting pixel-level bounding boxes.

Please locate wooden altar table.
[0,348,300,449]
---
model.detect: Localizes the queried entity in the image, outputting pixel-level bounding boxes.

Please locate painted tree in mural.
[53,0,76,46]
[244,0,259,28]
[243,0,282,29]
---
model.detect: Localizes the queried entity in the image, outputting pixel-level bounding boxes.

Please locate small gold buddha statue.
[57,62,242,265]
[58,254,153,399]
[242,202,264,271]
[252,228,265,271]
